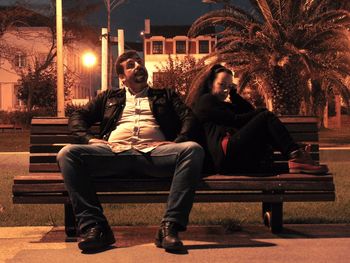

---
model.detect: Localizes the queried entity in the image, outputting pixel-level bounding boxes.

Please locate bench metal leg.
[262,202,283,234]
[64,204,78,242]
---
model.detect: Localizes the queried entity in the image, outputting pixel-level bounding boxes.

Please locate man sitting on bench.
[57,50,204,252]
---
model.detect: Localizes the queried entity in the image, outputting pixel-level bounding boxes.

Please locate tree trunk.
[270,66,303,115]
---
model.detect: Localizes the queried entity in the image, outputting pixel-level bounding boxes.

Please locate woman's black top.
[193,91,257,172]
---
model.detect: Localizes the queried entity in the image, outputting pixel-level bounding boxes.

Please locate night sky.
[2,0,252,41]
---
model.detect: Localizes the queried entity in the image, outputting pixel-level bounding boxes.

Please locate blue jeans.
[57,141,204,231]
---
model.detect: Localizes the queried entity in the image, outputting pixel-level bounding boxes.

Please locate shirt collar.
[124,85,148,98]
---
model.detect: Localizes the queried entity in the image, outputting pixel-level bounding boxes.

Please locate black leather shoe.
[78,224,116,251]
[155,221,184,251]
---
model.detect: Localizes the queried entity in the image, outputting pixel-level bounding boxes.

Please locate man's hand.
[88,138,110,145]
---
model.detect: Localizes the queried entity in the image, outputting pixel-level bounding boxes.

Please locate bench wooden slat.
[30,116,318,124]
[284,123,318,133]
[30,125,317,136]
[12,180,335,193]
[27,162,320,174]
[28,162,289,173]
[30,155,57,163]
[29,164,60,172]
[14,173,334,183]
[13,192,335,204]
[30,145,66,153]
[290,133,318,142]
[31,126,99,135]
[279,116,318,123]
[13,150,295,164]
[30,135,75,144]
[31,118,69,125]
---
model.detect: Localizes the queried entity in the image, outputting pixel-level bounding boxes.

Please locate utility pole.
[103,0,127,89]
[56,0,65,117]
[101,28,108,91]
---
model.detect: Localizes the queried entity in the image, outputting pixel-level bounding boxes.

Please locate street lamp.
[82,52,97,100]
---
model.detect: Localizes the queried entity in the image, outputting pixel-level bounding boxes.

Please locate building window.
[199,40,209,54]
[176,41,186,54]
[152,41,163,54]
[153,72,167,83]
[14,53,27,68]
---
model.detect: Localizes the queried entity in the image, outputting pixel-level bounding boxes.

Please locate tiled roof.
[148,25,215,38]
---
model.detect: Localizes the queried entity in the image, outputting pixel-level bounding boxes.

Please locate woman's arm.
[229,88,255,113]
[194,94,266,128]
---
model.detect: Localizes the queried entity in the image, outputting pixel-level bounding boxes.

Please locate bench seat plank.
[12,182,335,193]
[13,192,335,204]
[14,173,334,183]
[13,173,335,193]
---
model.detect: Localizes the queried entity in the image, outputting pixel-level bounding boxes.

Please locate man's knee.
[57,144,80,163]
[180,141,205,160]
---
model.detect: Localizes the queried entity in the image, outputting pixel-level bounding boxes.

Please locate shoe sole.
[289,168,328,175]
[154,238,162,248]
[154,239,184,251]
[78,237,116,251]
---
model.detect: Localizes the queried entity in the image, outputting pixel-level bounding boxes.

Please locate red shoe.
[288,145,328,175]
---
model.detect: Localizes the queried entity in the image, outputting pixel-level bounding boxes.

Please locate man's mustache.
[134,68,147,75]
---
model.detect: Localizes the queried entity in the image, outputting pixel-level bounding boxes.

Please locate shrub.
[0,109,55,128]
[65,103,85,117]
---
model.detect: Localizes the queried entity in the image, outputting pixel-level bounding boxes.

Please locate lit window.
[152,41,163,54]
[199,40,209,54]
[14,53,27,68]
[153,72,166,83]
[176,41,186,54]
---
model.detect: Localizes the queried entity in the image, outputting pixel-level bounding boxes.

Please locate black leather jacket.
[69,87,198,144]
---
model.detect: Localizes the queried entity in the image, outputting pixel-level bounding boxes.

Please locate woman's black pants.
[224,109,299,173]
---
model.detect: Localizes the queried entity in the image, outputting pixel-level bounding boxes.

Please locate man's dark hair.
[115,50,141,76]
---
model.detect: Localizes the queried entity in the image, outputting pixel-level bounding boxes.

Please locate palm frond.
[302,28,349,49]
[188,8,258,37]
[287,0,304,23]
[305,0,333,17]
[256,0,275,28]
[307,10,350,27]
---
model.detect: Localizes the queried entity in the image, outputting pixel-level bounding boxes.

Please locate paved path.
[1,225,350,263]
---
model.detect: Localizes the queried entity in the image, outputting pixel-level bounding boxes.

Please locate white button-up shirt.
[108,87,171,153]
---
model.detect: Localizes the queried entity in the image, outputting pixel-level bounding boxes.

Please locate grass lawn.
[319,126,350,145]
[0,157,349,227]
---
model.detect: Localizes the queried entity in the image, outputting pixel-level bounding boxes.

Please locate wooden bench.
[0,124,22,132]
[12,116,335,240]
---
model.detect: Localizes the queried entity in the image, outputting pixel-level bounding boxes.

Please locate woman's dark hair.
[186,64,233,107]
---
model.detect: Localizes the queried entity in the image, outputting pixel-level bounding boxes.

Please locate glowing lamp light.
[82,52,97,67]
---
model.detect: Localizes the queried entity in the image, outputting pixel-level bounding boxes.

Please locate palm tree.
[189,0,350,115]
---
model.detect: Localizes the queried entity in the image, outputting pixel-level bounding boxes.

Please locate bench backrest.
[29,116,320,174]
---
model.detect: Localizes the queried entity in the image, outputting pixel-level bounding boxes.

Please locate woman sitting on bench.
[187,64,328,175]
